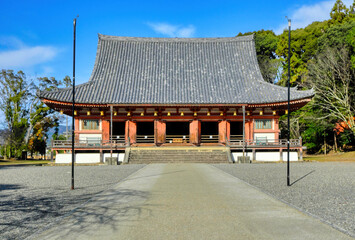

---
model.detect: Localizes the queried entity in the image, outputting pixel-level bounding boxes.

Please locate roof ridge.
[97,34,254,42]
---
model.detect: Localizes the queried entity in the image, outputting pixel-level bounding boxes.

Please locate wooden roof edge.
[42,97,311,109]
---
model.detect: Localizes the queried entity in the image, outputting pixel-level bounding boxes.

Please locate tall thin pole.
[110,105,113,158]
[287,18,291,186]
[71,16,78,190]
[242,106,245,157]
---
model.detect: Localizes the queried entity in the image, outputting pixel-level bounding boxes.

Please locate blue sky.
[0,0,353,86]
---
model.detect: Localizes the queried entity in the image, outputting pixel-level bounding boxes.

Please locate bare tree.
[308,47,355,134]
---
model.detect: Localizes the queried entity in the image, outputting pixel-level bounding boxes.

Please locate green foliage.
[0,70,69,157]
[338,129,355,147]
[330,0,349,23]
[276,21,330,86]
[0,70,30,158]
[317,19,355,52]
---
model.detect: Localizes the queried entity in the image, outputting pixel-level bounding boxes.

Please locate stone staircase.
[128,147,232,164]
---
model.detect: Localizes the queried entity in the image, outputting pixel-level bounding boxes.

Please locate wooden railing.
[166,135,189,143]
[52,137,301,148]
[52,139,127,148]
[110,135,125,141]
[136,135,155,143]
[201,135,219,143]
[227,139,301,147]
[230,135,243,140]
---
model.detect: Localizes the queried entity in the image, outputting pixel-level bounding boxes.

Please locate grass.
[0,159,50,166]
[304,151,355,162]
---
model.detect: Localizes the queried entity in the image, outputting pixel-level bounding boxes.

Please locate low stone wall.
[55,153,125,164]
[232,151,299,162]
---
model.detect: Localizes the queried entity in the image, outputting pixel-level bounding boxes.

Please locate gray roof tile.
[39,34,313,104]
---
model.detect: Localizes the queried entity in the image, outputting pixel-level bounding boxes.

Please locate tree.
[330,0,349,23]
[308,46,355,134]
[0,70,67,158]
[26,77,63,155]
[237,30,280,83]
[276,20,330,87]
[0,70,30,158]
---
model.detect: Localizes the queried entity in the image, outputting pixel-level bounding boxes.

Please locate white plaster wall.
[76,153,100,163]
[254,133,275,141]
[55,153,72,163]
[103,153,125,163]
[79,134,102,140]
[253,151,299,161]
[255,152,280,161]
[282,152,298,161]
[232,152,253,161]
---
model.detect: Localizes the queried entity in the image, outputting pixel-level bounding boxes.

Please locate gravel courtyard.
[1,162,354,239]
[0,165,146,240]
[214,162,355,238]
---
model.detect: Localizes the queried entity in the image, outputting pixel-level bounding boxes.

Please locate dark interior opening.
[112,122,125,136]
[230,121,243,138]
[166,122,189,135]
[137,122,154,135]
[201,122,218,135]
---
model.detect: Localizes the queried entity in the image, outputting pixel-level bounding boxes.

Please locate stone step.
[128,148,230,163]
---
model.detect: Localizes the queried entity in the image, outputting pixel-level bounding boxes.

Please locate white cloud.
[0,46,57,69]
[147,23,196,37]
[0,36,58,69]
[275,0,353,34]
[0,36,26,49]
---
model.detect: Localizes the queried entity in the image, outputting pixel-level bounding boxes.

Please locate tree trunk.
[324,132,327,155]
[334,132,338,152]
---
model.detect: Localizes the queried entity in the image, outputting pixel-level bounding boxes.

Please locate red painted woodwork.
[189,120,201,145]
[101,120,110,140]
[154,120,166,145]
[75,118,79,131]
[218,120,230,143]
[245,120,251,140]
[274,118,280,140]
[125,120,137,144]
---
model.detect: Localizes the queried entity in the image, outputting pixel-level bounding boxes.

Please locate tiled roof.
[39,34,313,105]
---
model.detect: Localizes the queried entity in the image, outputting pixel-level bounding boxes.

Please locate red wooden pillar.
[154,120,166,145]
[218,120,230,144]
[189,120,201,145]
[75,118,80,131]
[102,120,110,141]
[125,120,137,144]
[245,119,253,141]
[274,118,280,141]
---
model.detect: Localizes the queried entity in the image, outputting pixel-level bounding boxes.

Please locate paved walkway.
[33,164,353,240]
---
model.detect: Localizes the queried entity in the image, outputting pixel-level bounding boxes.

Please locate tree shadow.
[27,188,154,239]
[0,186,153,240]
[290,170,315,186]
[0,184,23,191]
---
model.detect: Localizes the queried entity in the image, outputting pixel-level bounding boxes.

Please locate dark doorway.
[113,122,125,136]
[166,122,189,135]
[166,122,190,143]
[136,122,154,143]
[137,122,154,135]
[201,122,218,135]
[230,121,243,140]
[201,122,219,143]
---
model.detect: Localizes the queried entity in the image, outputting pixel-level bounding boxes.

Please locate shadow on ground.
[28,188,153,239]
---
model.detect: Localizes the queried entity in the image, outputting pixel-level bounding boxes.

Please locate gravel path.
[213,162,355,238]
[0,164,146,240]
